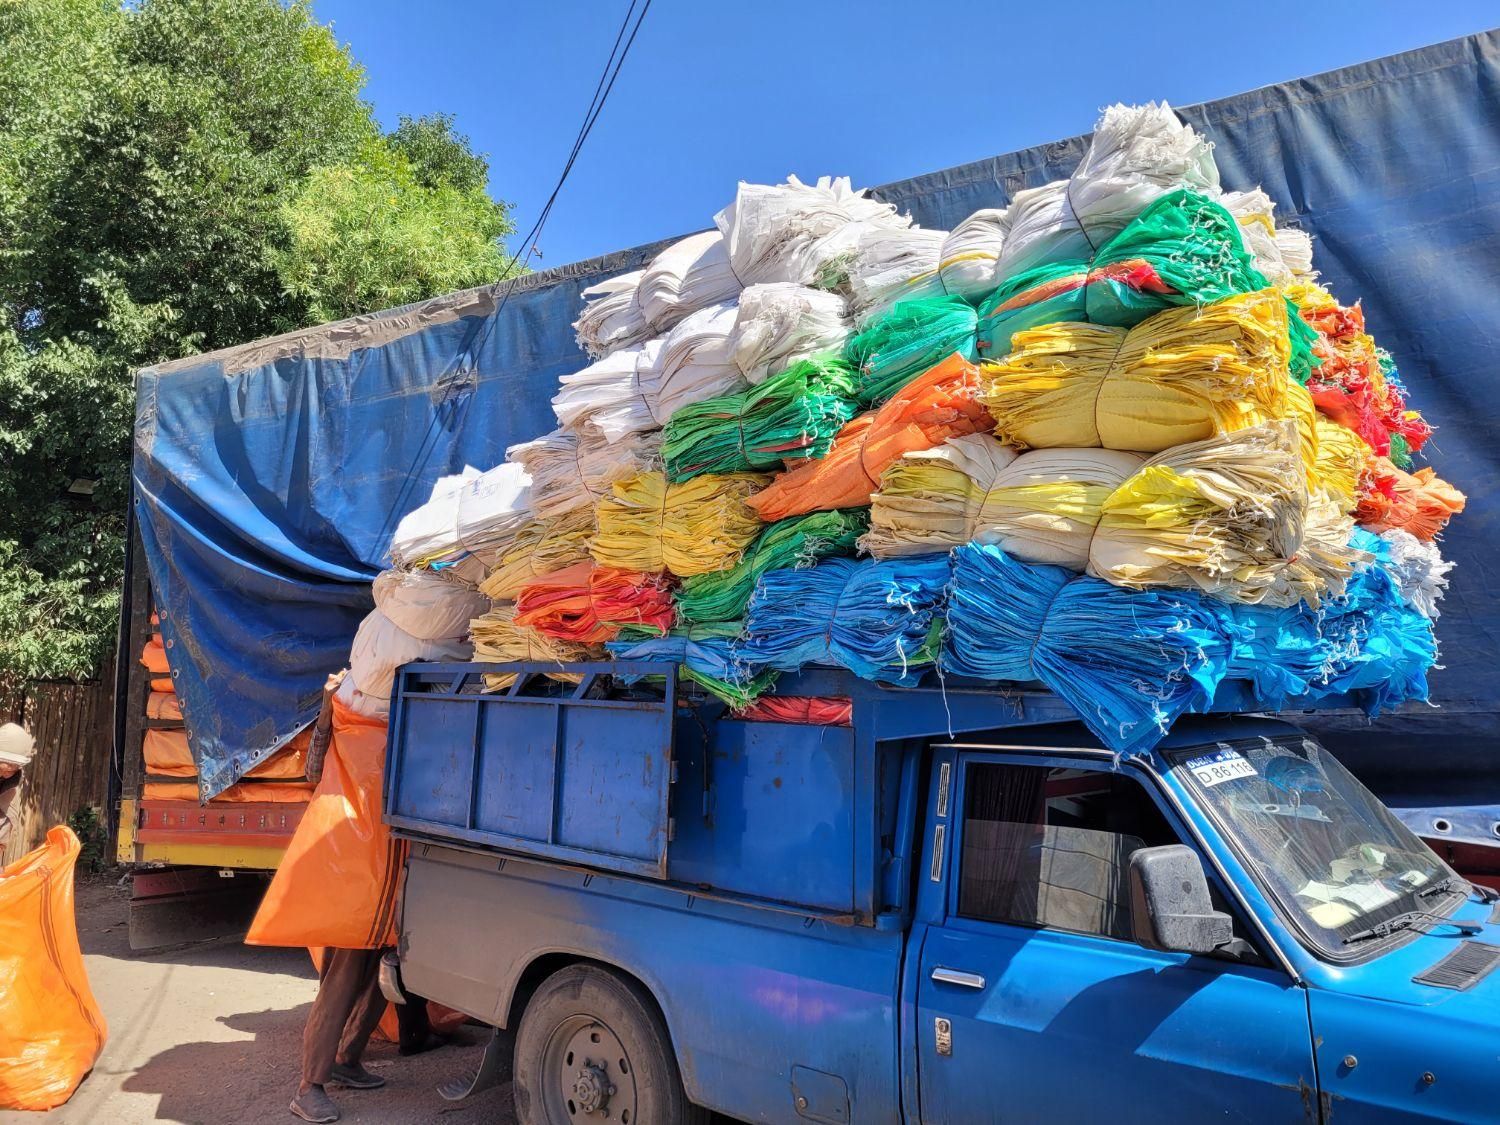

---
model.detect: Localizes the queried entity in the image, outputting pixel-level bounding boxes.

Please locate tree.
[0,0,519,692]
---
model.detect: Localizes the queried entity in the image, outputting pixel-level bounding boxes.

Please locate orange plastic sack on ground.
[245,699,403,949]
[747,353,994,521]
[0,826,107,1111]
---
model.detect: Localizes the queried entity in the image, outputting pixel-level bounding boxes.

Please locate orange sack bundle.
[747,353,994,521]
[0,827,107,1111]
[1356,458,1467,541]
[246,699,403,949]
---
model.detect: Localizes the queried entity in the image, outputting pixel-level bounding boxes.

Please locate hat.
[0,723,34,768]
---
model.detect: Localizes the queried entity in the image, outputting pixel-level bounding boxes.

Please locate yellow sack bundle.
[591,470,770,577]
[865,438,1147,565]
[1090,421,1362,607]
[471,602,604,690]
[479,507,595,602]
[867,424,1359,606]
[980,289,1298,453]
[1312,415,1370,507]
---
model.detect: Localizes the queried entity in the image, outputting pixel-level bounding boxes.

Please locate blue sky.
[311,2,1496,270]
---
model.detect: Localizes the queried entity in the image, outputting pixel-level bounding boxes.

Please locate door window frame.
[938,746,1297,979]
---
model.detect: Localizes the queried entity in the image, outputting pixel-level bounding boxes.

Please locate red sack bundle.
[515,561,676,644]
[735,696,853,725]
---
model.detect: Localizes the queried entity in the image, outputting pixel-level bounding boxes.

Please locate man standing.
[0,722,34,852]
[290,673,389,1124]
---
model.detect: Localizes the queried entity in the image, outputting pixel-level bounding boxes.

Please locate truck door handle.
[931,967,986,989]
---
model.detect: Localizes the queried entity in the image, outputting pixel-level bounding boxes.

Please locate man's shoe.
[290,1086,340,1123]
[328,1062,386,1090]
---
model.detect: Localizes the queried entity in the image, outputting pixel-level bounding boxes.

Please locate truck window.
[958,764,1178,941]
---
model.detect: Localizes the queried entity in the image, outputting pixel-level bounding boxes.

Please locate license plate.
[1185,748,1257,787]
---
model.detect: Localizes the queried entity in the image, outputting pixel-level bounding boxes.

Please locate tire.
[513,963,709,1125]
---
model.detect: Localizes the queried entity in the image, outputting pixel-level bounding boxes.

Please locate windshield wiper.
[1343,911,1483,946]
[1416,875,1470,902]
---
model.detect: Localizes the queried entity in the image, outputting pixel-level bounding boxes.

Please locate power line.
[375,0,653,558]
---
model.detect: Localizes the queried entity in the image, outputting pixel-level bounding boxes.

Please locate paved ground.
[2,875,514,1125]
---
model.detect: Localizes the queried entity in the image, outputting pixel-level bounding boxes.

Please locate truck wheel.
[513,963,708,1125]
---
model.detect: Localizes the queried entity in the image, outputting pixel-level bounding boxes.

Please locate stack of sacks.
[1374,528,1453,619]
[866,425,1358,607]
[675,509,867,624]
[943,542,1230,754]
[844,296,980,406]
[552,341,661,442]
[1356,459,1466,540]
[975,191,1276,358]
[506,427,660,521]
[979,291,1304,454]
[638,230,741,333]
[714,175,911,288]
[735,696,854,725]
[730,284,851,384]
[661,356,858,479]
[846,227,948,324]
[557,287,850,442]
[479,507,595,602]
[748,354,993,521]
[942,537,1438,754]
[1221,189,1317,286]
[1222,530,1437,713]
[574,270,652,358]
[470,602,603,690]
[936,209,1008,300]
[591,470,768,576]
[340,569,485,717]
[388,468,480,572]
[607,623,774,706]
[740,555,950,685]
[1288,283,1431,462]
[993,103,1220,280]
[388,464,532,584]
[514,562,675,644]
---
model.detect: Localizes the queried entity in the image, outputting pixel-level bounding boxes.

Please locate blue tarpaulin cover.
[134,32,1499,812]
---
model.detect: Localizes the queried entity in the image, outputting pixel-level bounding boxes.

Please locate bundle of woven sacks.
[364,103,1462,753]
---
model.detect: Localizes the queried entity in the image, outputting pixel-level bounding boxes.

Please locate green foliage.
[0,0,518,692]
[278,126,519,325]
[67,805,109,874]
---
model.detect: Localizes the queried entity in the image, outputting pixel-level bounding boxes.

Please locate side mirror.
[1128,844,1234,955]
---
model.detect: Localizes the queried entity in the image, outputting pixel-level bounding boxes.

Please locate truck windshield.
[1171,735,1458,958]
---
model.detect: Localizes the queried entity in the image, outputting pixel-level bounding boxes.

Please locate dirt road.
[2,876,514,1125]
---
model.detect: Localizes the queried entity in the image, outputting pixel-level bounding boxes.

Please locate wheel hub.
[572,1063,611,1114]
[546,1017,635,1122]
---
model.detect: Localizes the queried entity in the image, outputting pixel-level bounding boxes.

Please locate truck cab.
[386,664,1500,1124]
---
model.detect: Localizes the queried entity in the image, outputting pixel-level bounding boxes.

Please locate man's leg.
[331,948,389,1078]
[293,948,381,1121]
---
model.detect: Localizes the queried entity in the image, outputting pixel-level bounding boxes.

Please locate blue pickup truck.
[379,662,1500,1124]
